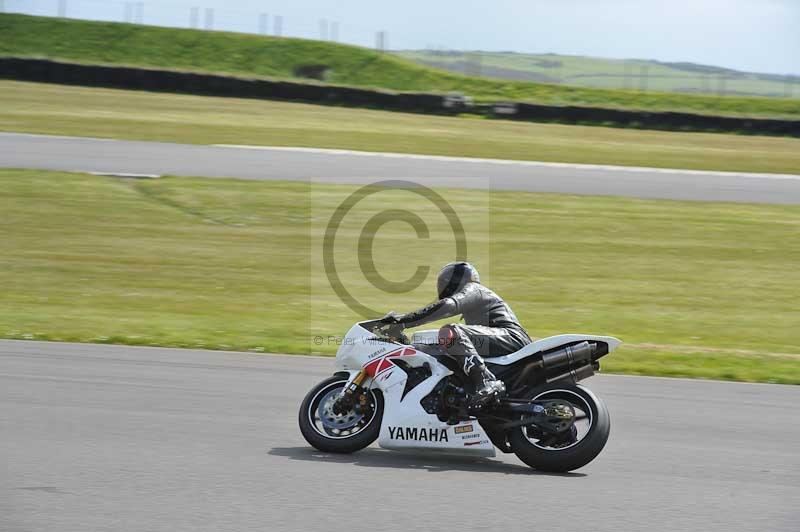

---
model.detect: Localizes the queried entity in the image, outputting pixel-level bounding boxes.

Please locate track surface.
[2,340,798,532]
[3,132,800,203]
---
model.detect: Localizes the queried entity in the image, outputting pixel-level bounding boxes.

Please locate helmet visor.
[437,262,468,299]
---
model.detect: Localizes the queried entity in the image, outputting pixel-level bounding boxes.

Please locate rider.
[380,262,532,408]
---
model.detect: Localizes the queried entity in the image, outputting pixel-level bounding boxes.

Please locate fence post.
[204,8,214,30]
[376,30,387,52]
[259,13,268,35]
[319,19,328,41]
[134,2,143,24]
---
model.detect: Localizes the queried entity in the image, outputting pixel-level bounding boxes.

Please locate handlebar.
[367,320,410,345]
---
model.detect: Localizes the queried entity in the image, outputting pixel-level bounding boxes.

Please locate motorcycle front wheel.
[298,376,383,453]
[508,382,610,472]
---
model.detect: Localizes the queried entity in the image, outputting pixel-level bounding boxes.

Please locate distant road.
[1,340,799,532]
[2,132,800,203]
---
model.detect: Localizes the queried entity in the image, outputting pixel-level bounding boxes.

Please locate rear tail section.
[490,339,614,397]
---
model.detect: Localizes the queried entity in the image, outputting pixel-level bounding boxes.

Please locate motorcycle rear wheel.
[298,376,383,454]
[508,382,610,472]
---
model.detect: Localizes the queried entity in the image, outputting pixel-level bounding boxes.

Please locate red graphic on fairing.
[363,347,416,378]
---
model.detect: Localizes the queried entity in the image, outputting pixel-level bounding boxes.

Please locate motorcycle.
[299,319,621,472]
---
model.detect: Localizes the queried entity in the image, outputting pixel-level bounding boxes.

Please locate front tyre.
[298,376,383,454]
[508,383,610,472]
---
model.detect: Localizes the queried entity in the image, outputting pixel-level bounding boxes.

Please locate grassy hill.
[1,14,799,118]
[397,50,800,99]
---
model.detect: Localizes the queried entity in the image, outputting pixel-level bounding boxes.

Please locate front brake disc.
[317,389,365,432]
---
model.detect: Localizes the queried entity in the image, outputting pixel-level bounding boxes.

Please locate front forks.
[332,369,368,415]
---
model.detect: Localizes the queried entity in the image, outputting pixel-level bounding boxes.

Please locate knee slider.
[438,324,459,348]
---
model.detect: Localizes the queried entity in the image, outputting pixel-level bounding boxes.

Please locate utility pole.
[204,8,214,30]
[319,19,328,41]
[274,15,283,37]
[717,75,726,96]
[376,30,387,52]
[190,7,199,29]
[638,65,649,92]
[58,0,67,18]
[259,13,268,35]
[623,63,631,90]
[330,21,339,42]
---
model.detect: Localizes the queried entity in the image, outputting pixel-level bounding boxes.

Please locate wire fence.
[3,0,391,50]
[3,0,798,98]
[410,47,799,99]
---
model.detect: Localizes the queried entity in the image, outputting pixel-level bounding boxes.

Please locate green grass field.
[398,50,800,99]
[1,169,798,383]
[2,13,799,118]
[3,81,800,174]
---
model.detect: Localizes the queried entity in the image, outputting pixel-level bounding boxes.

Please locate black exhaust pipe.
[508,342,599,392]
[546,363,595,384]
[541,341,595,371]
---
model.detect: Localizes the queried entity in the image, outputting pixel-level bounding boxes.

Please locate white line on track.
[87,171,161,179]
[3,131,797,182]
[212,144,800,181]
[0,132,119,142]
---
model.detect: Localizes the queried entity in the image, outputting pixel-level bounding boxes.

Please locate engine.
[420,378,467,422]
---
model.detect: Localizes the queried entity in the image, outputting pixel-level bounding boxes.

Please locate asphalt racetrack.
[2,132,800,203]
[2,340,798,532]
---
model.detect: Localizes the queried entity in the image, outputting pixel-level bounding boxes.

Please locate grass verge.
[2,81,800,174]
[2,13,799,118]
[1,169,798,384]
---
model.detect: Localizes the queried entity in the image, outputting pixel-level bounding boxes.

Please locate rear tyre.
[298,376,383,454]
[508,383,610,472]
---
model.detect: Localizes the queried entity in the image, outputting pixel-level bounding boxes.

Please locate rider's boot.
[464,355,505,409]
[439,325,505,410]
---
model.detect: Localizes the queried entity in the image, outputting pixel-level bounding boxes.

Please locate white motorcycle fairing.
[334,322,496,457]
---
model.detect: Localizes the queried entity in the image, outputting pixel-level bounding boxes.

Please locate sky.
[9,0,800,74]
